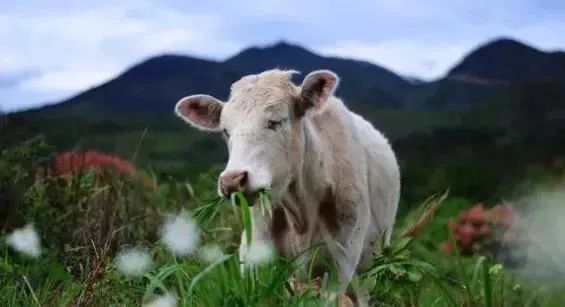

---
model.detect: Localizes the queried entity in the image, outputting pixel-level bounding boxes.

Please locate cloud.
[0,86,66,112]
[1,0,565,112]
[0,70,42,88]
[316,0,565,80]
[0,1,239,112]
[18,69,113,92]
[319,40,472,80]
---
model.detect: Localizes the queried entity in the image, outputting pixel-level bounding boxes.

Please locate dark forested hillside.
[29,41,410,119]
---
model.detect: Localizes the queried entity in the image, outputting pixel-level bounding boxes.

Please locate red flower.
[457,222,476,249]
[54,151,135,177]
[440,201,521,257]
[463,203,488,225]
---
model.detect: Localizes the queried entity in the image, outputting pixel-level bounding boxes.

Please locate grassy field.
[1,139,565,307]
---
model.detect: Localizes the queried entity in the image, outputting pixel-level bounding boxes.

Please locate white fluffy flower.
[6,224,41,258]
[115,247,153,277]
[143,292,177,307]
[161,211,200,256]
[199,244,224,263]
[240,240,274,266]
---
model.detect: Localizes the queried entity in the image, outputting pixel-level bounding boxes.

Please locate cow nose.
[220,170,248,197]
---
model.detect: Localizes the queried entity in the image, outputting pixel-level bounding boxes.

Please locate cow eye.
[267,120,282,130]
[223,129,230,138]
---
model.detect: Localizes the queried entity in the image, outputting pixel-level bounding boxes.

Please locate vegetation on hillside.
[4,78,565,214]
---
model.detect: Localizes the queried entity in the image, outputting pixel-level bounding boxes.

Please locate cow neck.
[285,117,332,235]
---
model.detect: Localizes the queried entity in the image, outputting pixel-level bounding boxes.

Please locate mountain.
[38,55,242,117]
[34,41,409,118]
[18,37,565,116]
[448,38,565,83]
[415,37,565,108]
[225,41,409,106]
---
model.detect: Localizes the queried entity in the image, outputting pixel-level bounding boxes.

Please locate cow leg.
[328,242,368,307]
[332,232,365,291]
[325,199,370,296]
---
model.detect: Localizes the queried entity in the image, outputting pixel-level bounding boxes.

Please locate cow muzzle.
[219,170,263,206]
[219,170,248,196]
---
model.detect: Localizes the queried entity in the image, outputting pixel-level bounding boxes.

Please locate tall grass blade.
[234,192,253,245]
[400,189,449,239]
[449,227,474,304]
[483,261,493,307]
[472,256,487,284]
[188,254,232,296]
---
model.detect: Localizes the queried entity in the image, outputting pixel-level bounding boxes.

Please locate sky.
[1,0,565,113]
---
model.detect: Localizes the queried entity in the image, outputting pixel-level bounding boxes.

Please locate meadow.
[1,137,565,306]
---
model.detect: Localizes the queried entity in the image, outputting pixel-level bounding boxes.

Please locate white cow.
[175,69,400,299]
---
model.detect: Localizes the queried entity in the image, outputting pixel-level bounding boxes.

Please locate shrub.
[1,139,168,276]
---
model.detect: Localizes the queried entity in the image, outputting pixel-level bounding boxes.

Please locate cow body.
[175,69,400,294]
[248,95,400,284]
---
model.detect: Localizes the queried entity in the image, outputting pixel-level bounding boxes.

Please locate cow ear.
[175,94,224,131]
[296,70,339,116]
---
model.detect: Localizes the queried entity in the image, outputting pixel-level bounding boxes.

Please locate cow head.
[175,69,339,203]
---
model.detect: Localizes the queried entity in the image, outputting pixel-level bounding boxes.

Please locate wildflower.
[240,240,274,266]
[143,292,177,307]
[6,224,41,258]
[456,222,476,248]
[54,151,136,177]
[199,244,224,263]
[489,263,503,275]
[161,211,200,256]
[461,203,488,224]
[115,247,153,277]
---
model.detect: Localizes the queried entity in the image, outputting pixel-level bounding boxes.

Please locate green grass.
[2,140,565,306]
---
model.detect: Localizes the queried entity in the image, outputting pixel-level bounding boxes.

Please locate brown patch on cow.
[286,181,308,235]
[288,180,298,195]
[271,206,288,240]
[319,187,339,233]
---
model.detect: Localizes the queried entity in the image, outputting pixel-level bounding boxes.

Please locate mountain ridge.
[9,37,565,117]
[447,37,565,83]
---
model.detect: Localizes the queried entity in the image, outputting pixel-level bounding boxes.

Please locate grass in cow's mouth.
[232,191,254,245]
[230,189,273,245]
[258,188,273,219]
